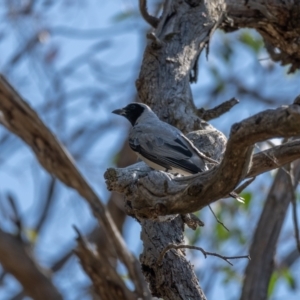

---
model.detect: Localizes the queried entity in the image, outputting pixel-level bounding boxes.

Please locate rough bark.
[134,1,232,296]
[137,0,225,133]
[225,0,300,73]
[140,217,206,300]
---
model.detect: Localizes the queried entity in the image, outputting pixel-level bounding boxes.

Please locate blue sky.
[0,1,300,299]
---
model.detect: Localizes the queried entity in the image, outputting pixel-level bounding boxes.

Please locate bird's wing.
[129,129,203,174]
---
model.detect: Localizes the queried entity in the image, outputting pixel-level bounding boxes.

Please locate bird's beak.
[112,108,126,116]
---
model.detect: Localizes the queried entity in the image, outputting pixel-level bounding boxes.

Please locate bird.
[112,103,208,176]
[112,103,245,203]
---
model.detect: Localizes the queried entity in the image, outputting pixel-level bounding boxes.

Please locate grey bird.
[112,103,207,175]
[112,103,244,203]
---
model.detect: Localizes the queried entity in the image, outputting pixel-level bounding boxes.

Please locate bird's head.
[112,103,151,126]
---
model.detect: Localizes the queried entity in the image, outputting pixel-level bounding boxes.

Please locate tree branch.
[74,227,136,300]
[157,244,250,267]
[198,98,239,121]
[139,0,159,28]
[0,75,151,299]
[0,229,63,300]
[224,0,300,73]
[240,160,300,300]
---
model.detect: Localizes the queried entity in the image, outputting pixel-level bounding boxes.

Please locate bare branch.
[139,0,159,28]
[234,177,256,194]
[35,177,57,233]
[248,140,300,177]
[0,229,63,300]
[74,227,136,300]
[198,98,239,121]
[157,244,250,266]
[208,205,229,232]
[0,75,151,299]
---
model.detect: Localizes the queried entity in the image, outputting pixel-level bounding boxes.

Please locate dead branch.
[74,227,136,300]
[208,205,229,232]
[157,243,250,266]
[198,98,239,121]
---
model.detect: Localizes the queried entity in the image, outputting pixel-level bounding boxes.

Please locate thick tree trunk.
[136,2,225,297]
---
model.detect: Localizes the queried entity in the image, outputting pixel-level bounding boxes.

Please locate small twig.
[254,143,291,177]
[73,225,83,240]
[190,53,200,83]
[157,244,250,266]
[180,134,219,164]
[7,193,22,235]
[208,205,229,232]
[234,177,256,194]
[139,0,159,28]
[198,97,239,121]
[35,176,56,233]
[228,191,245,203]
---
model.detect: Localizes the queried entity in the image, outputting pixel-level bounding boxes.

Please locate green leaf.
[25,228,38,244]
[282,268,296,290]
[240,192,252,210]
[239,31,263,54]
[268,271,279,298]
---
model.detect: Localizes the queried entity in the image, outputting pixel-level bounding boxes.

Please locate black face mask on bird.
[112,103,207,175]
